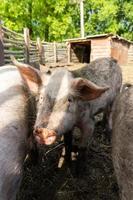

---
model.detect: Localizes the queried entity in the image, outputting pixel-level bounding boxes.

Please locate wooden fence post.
[67,42,71,64]
[24,28,30,63]
[0,23,5,66]
[37,37,44,64]
[54,42,57,63]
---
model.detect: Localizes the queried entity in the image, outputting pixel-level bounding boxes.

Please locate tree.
[115,0,133,40]
[0,0,80,41]
[84,0,133,40]
[0,0,133,41]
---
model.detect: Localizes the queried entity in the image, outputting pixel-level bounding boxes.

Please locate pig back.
[73,57,122,115]
[112,84,133,200]
[0,65,29,200]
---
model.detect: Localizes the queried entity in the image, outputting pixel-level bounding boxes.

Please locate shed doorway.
[71,41,91,63]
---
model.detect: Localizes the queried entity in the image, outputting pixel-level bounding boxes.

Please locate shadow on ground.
[18,119,119,200]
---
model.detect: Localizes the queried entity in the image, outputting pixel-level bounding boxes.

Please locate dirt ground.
[18,119,119,200]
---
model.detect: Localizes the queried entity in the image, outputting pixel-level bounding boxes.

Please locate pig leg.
[103,105,112,128]
[72,115,95,160]
[27,134,39,165]
[71,127,81,161]
[64,131,73,163]
[103,103,113,142]
[73,118,95,175]
[78,116,95,149]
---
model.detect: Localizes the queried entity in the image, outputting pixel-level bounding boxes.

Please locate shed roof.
[65,33,133,44]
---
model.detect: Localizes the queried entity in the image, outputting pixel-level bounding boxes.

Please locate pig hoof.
[71,152,78,161]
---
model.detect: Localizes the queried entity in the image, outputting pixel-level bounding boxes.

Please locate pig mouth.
[34,128,57,146]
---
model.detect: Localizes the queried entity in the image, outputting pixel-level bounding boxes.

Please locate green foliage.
[84,0,133,40]
[0,0,133,41]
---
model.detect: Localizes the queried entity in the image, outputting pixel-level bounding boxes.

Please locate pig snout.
[33,127,57,145]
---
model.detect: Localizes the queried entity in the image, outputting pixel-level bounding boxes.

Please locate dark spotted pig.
[14,57,122,149]
[0,64,40,200]
[112,84,133,200]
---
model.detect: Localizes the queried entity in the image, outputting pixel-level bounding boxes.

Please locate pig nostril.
[33,129,38,135]
[33,128,42,135]
[33,128,57,145]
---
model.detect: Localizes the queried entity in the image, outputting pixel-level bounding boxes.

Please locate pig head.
[15,63,109,148]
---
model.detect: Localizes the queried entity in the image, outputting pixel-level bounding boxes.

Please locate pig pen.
[17,63,120,200]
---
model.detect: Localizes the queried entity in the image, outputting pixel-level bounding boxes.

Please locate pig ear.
[11,56,42,94]
[39,64,45,72]
[71,78,109,101]
[17,66,42,94]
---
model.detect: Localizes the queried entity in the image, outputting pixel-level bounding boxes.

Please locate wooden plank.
[4,43,24,49]
[5,58,25,63]
[4,50,24,54]
[67,43,71,63]
[0,24,5,65]
[2,30,24,41]
[24,28,30,63]
[4,54,24,58]
[37,37,44,64]
[2,26,23,38]
[3,38,24,45]
[53,42,57,63]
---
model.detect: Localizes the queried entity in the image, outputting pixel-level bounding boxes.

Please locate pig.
[13,58,122,150]
[33,58,122,149]
[0,63,41,200]
[112,84,133,200]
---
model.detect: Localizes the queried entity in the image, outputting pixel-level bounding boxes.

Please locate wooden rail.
[0,24,69,67]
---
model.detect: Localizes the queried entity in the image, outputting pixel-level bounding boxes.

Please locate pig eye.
[39,96,43,102]
[67,96,73,103]
[35,96,39,102]
[36,95,43,104]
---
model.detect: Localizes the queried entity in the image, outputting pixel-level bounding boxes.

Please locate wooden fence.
[0,25,69,67]
[43,42,68,64]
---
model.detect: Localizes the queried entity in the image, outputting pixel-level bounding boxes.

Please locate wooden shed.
[128,43,133,64]
[66,34,132,65]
